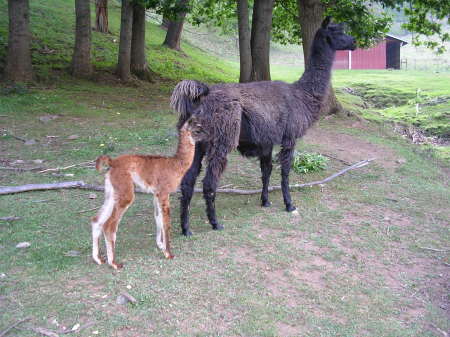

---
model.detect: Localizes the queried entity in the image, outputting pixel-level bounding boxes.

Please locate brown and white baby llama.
[90,117,206,269]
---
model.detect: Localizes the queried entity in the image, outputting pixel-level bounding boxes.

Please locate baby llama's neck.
[174,129,196,170]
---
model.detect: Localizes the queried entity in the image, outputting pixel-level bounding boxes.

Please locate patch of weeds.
[291,151,328,174]
[350,82,414,108]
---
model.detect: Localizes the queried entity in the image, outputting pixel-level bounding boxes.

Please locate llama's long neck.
[296,35,335,102]
[174,129,195,169]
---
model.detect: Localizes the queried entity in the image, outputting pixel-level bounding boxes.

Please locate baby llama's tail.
[95,155,112,172]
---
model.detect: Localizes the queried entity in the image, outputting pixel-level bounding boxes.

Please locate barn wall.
[351,40,386,69]
[332,40,388,70]
[333,50,349,69]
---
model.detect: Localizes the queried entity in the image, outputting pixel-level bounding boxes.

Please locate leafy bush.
[291,151,328,174]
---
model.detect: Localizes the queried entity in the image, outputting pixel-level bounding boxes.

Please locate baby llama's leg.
[91,173,115,265]
[155,193,174,259]
[102,174,135,269]
[153,196,164,250]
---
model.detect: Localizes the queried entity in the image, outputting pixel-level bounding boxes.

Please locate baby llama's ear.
[321,16,331,29]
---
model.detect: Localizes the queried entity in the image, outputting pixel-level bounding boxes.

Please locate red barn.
[333,35,407,70]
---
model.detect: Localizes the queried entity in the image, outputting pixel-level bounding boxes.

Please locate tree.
[250,0,275,81]
[72,0,93,78]
[95,0,109,33]
[117,0,134,81]
[131,3,152,80]
[190,0,275,82]
[5,0,33,83]
[161,14,170,29]
[237,0,252,82]
[163,0,190,51]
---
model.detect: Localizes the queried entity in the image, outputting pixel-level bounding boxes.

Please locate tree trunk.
[117,0,133,81]
[297,0,343,114]
[162,0,189,51]
[161,14,170,30]
[237,0,252,83]
[72,0,92,78]
[130,4,151,80]
[250,0,275,81]
[4,0,33,83]
[95,0,108,33]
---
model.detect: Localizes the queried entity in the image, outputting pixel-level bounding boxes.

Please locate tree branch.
[0,159,374,196]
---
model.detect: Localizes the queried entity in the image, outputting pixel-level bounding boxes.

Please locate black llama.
[171,17,356,235]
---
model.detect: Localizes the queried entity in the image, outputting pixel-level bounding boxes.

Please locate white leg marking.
[92,174,115,226]
[91,173,115,264]
[154,197,164,250]
[92,223,103,264]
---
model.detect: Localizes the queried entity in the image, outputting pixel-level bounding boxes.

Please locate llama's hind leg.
[102,179,135,269]
[259,146,273,207]
[279,146,297,213]
[91,174,115,265]
[180,142,206,236]
[203,157,227,231]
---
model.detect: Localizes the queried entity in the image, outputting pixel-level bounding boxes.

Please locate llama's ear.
[321,16,331,29]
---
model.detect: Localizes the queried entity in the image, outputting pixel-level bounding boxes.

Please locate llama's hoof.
[286,205,297,212]
[110,262,123,270]
[93,255,106,265]
[212,223,224,231]
[182,229,193,237]
[164,252,174,259]
[261,200,272,207]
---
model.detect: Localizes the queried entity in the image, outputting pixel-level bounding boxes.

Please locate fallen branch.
[0,216,21,222]
[76,206,101,214]
[0,317,31,337]
[0,166,45,172]
[418,246,450,253]
[23,326,59,337]
[38,161,94,174]
[0,158,375,196]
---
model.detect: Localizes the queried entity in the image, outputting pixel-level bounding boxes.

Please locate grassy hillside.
[0,0,239,83]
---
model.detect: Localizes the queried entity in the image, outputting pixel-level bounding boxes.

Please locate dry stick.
[25,326,60,337]
[0,317,31,337]
[418,246,450,253]
[0,159,375,196]
[38,161,94,174]
[0,166,45,172]
[57,322,96,335]
[0,216,21,221]
[76,206,101,214]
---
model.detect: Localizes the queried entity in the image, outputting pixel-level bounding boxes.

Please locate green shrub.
[291,151,328,174]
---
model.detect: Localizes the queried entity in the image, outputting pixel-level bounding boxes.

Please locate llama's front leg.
[279,147,297,212]
[203,158,227,231]
[155,193,174,259]
[180,143,205,236]
[259,147,273,207]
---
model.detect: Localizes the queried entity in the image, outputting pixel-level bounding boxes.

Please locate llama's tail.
[170,80,209,129]
[95,155,112,172]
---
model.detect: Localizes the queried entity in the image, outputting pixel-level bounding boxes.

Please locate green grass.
[1,1,450,336]
[1,80,449,336]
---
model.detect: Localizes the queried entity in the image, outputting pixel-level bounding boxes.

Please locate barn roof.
[385,34,408,46]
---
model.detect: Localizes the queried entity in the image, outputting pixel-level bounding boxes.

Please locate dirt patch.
[303,125,398,169]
